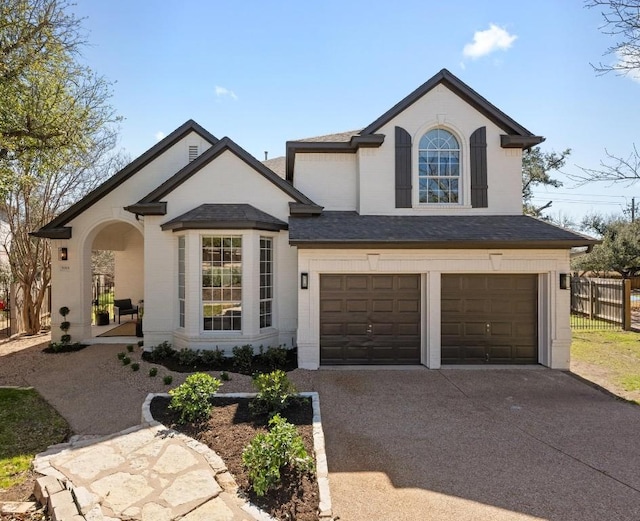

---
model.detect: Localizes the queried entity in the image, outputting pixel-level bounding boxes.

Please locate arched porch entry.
[83,219,144,343]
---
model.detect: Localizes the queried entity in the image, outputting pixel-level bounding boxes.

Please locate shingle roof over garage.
[288,212,598,249]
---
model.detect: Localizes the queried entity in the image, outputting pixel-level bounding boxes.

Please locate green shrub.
[200,348,225,367]
[163,375,173,385]
[122,356,131,366]
[220,371,230,381]
[251,370,298,416]
[126,344,134,353]
[117,352,126,360]
[60,334,71,344]
[137,340,144,347]
[60,321,70,332]
[177,348,200,367]
[131,363,140,371]
[232,344,254,374]
[242,414,314,497]
[168,373,222,423]
[59,306,69,317]
[149,341,176,361]
[149,367,158,377]
[262,346,288,370]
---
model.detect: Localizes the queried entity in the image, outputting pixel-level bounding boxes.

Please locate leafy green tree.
[0,0,117,194]
[572,214,640,278]
[1,140,123,334]
[522,147,570,218]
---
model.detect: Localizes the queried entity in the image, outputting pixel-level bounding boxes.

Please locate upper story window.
[418,129,460,204]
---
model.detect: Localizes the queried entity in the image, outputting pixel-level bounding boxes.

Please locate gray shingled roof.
[262,156,286,178]
[296,130,362,143]
[161,204,287,232]
[289,212,598,248]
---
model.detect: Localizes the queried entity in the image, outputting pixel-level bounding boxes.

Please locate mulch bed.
[151,396,319,521]
[42,343,88,354]
[142,348,298,374]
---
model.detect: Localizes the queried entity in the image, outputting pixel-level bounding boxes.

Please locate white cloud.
[215,85,238,100]
[463,24,517,59]
[616,46,640,83]
[155,131,165,141]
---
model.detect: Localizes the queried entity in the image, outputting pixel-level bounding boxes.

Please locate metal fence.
[92,275,114,324]
[570,277,629,330]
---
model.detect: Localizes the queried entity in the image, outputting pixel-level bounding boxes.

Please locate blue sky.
[71,0,639,223]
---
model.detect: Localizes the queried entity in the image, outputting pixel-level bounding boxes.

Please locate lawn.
[0,388,70,490]
[571,329,640,404]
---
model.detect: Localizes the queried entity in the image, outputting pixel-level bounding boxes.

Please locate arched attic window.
[418,128,460,204]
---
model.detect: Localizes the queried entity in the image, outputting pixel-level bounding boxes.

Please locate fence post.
[588,280,594,320]
[623,279,632,331]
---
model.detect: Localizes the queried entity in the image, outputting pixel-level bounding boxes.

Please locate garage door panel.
[372,299,394,312]
[441,301,463,313]
[397,275,420,290]
[320,322,345,336]
[346,276,369,290]
[320,299,343,313]
[346,299,368,313]
[464,299,489,313]
[371,276,394,290]
[398,299,420,313]
[442,274,538,364]
[320,276,343,291]
[321,274,421,365]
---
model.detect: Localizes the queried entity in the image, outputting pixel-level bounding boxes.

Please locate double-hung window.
[418,128,460,204]
[202,236,242,331]
[259,237,273,328]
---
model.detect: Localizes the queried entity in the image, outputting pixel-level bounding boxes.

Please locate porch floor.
[84,322,139,345]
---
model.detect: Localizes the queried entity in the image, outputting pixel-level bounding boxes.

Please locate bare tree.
[571,144,640,185]
[522,147,570,218]
[587,0,640,77]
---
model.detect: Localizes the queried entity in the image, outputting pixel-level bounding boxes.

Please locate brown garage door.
[441,274,538,364]
[320,274,421,364]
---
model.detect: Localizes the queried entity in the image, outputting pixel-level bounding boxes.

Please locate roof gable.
[33,120,218,238]
[360,69,542,142]
[127,136,316,215]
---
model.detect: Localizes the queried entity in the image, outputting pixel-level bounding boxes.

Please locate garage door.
[441,274,538,364]
[320,274,421,364]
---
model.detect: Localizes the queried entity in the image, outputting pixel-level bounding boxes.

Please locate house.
[33,69,597,369]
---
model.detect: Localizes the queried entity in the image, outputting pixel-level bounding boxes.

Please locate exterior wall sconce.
[559,273,569,290]
[59,247,68,261]
[300,272,309,290]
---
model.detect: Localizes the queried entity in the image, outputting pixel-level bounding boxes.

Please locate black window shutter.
[395,126,412,208]
[470,126,488,208]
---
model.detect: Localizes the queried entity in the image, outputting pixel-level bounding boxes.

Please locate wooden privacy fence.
[570,277,631,330]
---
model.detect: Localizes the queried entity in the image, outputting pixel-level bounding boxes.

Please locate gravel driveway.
[2,338,640,520]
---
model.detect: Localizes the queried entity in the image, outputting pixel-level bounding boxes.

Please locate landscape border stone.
[142,391,333,519]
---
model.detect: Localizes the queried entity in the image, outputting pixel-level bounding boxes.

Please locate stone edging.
[142,391,333,519]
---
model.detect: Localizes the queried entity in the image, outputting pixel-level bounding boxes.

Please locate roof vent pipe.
[264,151,268,160]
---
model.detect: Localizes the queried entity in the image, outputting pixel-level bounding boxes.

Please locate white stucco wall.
[113,228,144,306]
[291,84,525,215]
[296,248,572,370]
[293,153,357,211]
[141,149,299,352]
[49,130,212,342]
[358,84,523,215]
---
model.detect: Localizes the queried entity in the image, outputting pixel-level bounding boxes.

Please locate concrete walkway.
[33,424,267,521]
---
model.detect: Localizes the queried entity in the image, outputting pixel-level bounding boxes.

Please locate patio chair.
[113,298,139,323]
